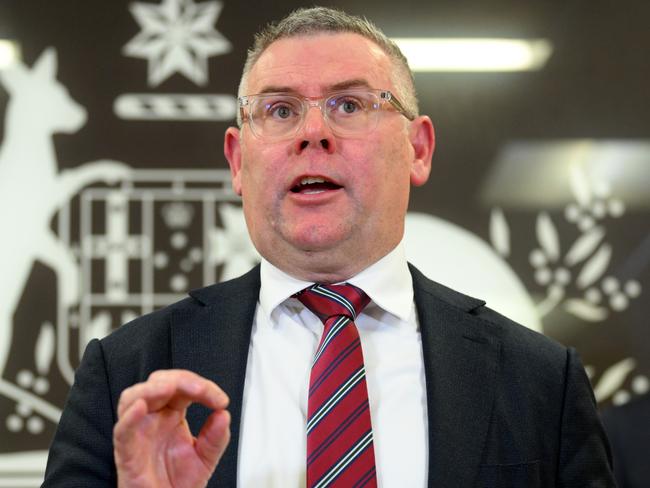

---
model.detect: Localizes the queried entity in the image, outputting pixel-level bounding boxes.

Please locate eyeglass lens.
[249,91,382,138]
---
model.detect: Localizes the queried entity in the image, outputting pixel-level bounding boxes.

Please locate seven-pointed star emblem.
[123,0,231,86]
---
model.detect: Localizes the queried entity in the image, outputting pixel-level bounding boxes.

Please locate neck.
[264,238,400,284]
[1,106,58,179]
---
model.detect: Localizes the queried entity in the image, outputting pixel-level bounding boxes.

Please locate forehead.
[246,32,394,95]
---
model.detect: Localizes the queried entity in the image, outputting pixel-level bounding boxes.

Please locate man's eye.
[270,104,294,119]
[335,98,363,115]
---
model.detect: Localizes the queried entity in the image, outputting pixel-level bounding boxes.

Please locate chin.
[296,239,344,255]
[284,222,351,250]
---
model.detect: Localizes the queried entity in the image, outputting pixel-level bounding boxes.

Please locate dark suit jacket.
[601,393,650,488]
[43,264,615,487]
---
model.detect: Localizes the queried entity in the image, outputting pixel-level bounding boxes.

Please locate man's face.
[225,33,433,282]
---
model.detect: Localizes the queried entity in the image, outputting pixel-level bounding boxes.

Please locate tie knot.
[295,283,370,322]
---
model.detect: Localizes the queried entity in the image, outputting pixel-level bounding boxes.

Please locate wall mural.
[0,0,647,485]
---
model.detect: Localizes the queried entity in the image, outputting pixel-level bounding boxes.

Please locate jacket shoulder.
[98,266,261,366]
[409,262,568,365]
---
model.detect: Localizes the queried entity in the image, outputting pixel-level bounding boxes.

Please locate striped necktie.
[295,283,377,488]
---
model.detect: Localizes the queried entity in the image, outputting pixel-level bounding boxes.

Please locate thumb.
[195,409,231,471]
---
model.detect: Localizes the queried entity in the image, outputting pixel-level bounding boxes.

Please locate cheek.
[359,139,411,196]
[239,151,289,227]
[239,146,275,197]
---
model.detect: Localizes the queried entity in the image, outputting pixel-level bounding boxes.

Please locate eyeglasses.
[238,89,414,141]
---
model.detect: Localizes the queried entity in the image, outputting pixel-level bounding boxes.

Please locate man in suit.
[43,6,615,487]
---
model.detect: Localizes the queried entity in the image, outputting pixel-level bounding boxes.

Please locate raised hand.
[113,370,231,488]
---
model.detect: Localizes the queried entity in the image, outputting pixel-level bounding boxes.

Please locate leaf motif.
[489,208,510,257]
[536,212,560,261]
[569,158,592,206]
[564,299,608,322]
[593,358,636,403]
[576,244,612,289]
[564,227,605,266]
[35,322,56,375]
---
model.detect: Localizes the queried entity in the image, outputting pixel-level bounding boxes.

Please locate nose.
[294,104,336,154]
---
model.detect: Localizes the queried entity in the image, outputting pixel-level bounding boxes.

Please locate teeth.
[300,177,326,185]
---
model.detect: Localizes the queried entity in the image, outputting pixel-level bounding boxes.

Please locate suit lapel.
[170,266,261,488]
[410,265,501,488]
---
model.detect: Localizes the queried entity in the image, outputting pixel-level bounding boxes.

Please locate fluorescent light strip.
[0,40,21,69]
[392,38,553,72]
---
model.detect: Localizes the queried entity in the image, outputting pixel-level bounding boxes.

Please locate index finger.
[118,369,229,418]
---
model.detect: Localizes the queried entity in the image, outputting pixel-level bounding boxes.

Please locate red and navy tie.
[295,283,377,488]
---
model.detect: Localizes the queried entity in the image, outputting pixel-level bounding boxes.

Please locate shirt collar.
[259,240,413,322]
[259,258,314,322]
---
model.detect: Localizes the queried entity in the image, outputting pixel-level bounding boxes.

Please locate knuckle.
[148,368,183,383]
[193,380,207,394]
[113,421,125,441]
[117,386,132,406]
[147,370,164,381]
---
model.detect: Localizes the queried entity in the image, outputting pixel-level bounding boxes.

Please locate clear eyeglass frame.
[238,88,415,141]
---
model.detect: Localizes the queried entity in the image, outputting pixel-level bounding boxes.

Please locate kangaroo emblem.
[0,48,130,377]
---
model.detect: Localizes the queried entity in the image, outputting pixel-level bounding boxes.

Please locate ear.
[408,115,435,187]
[224,126,243,195]
[32,47,57,79]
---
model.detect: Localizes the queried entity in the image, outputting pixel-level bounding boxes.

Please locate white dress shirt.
[237,242,428,487]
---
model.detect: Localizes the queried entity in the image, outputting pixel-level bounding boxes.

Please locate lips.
[290,175,343,194]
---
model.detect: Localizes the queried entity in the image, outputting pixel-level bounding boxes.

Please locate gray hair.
[236,6,418,126]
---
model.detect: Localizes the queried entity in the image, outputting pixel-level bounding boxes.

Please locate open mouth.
[290,176,343,194]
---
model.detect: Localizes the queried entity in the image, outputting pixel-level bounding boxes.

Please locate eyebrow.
[329,79,372,91]
[256,78,372,95]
